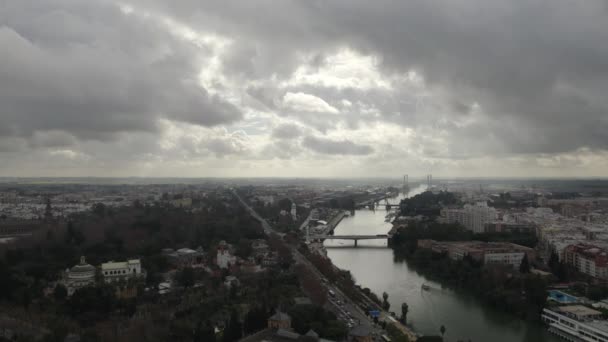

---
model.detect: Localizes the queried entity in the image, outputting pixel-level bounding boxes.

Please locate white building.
[217,241,236,269]
[101,259,144,283]
[441,202,497,233]
[484,251,526,268]
[542,306,608,342]
[64,256,96,296]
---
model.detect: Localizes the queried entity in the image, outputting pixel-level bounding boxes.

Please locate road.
[232,190,386,338]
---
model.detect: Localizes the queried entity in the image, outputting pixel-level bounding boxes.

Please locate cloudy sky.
[1,0,608,178]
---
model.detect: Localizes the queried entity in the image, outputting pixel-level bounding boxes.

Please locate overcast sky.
[1,0,608,178]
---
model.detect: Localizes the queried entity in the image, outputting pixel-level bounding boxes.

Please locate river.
[325,185,560,342]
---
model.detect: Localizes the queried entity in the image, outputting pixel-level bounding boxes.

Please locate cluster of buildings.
[0,191,128,220]
[440,202,498,233]
[518,205,608,280]
[0,183,224,221]
[216,239,275,272]
[563,244,608,280]
[438,197,608,282]
[417,239,535,268]
[63,256,145,295]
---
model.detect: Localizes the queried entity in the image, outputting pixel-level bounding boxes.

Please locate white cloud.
[282,92,339,114]
[284,49,392,90]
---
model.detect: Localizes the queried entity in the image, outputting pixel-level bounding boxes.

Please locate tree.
[296,264,327,305]
[440,325,446,339]
[236,239,253,259]
[177,267,195,288]
[53,284,68,301]
[194,321,216,342]
[401,302,409,323]
[244,306,268,334]
[519,254,530,273]
[69,285,117,324]
[65,221,85,245]
[223,309,243,342]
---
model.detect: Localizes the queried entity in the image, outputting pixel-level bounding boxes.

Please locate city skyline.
[2,1,608,178]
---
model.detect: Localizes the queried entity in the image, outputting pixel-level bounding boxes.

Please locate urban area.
[2,177,608,342]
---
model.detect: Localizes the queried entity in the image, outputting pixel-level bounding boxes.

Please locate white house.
[101,259,144,283]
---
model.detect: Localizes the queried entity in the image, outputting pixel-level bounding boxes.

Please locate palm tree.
[382,292,390,311]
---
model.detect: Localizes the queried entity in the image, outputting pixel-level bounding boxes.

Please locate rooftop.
[101,259,140,270]
[269,311,291,321]
[557,305,602,318]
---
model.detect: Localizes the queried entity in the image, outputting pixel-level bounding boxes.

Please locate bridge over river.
[310,234,389,247]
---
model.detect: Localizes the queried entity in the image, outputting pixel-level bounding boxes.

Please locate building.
[542,306,608,341]
[252,239,269,258]
[268,311,291,330]
[440,202,497,233]
[217,241,237,269]
[164,247,205,268]
[101,259,144,283]
[564,244,608,280]
[417,240,535,268]
[484,221,536,234]
[64,256,96,296]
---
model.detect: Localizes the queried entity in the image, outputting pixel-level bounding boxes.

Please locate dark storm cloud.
[0,0,242,145]
[135,0,608,155]
[302,136,373,155]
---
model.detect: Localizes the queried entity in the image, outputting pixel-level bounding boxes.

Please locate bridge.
[356,198,401,210]
[310,234,388,247]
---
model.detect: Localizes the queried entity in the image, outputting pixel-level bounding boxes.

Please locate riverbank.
[326,210,348,234]
[306,242,419,340]
[324,187,560,341]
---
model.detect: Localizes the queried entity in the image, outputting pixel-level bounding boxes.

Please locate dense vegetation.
[287,304,347,340]
[0,192,340,341]
[399,191,459,217]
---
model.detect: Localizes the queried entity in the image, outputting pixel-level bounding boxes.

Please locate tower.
[290,203,297,221]
[44,197,53,221]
